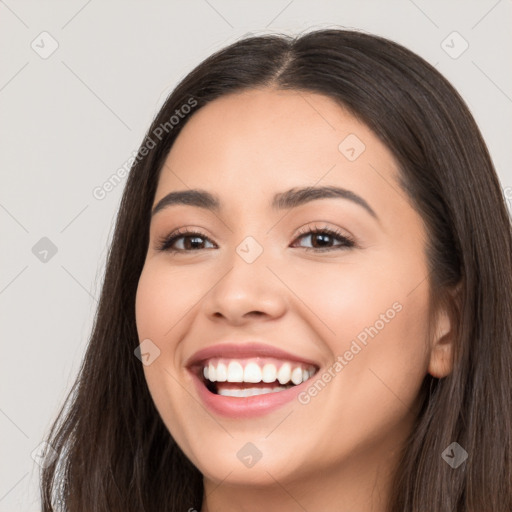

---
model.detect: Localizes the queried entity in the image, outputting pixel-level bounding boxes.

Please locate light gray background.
[1,1,511,509]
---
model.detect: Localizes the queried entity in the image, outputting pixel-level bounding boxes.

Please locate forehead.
[154,88,408,223]
[168,88,376,167]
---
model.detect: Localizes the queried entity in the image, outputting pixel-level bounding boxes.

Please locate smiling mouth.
[197,357,319,397]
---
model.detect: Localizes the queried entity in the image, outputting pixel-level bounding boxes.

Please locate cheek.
[135,261,202,339]
[290,253,431,398]
[135,262,193,400]
[294,249,429,342]
[135,262,199,453]
[284,256,407,345]
[290,260,431,458]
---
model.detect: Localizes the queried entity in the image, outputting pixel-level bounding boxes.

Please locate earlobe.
[428,339,454,378]
[427,284,462,378]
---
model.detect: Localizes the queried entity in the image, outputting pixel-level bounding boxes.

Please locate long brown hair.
[40,29,512,511]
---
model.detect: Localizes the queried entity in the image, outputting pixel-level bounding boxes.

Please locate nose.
[202,245,288,326]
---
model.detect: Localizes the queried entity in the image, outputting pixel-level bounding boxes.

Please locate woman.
[40,29,512,511]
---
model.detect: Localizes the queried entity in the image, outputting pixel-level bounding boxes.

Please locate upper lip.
[186,341,321,369]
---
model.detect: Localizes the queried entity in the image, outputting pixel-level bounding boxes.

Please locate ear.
[427,283,462,379]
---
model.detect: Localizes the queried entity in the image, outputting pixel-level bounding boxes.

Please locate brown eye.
[157,228,216,253]
[292,225,355,252]
[157,224,355,254]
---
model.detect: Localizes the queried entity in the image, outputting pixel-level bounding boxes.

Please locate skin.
[135,88,456,512]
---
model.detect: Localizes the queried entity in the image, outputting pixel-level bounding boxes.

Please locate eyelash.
[156,224,356,254]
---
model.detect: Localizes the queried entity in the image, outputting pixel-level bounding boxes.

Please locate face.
[135,88,451,501]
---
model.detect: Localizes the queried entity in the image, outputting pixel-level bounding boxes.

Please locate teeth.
[216,362,227,382]
[262,363,277,383]
[244,362,262,383]
[291,367,303,385]
[226,361,244,382]
[277,362,292,385]
[201,358,317,386]
[208,361,217,382]
[218,386,290,397]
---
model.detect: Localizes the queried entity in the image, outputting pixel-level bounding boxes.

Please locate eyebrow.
[151,186,379,221]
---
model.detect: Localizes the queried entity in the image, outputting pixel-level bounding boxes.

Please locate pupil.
[314,234,330,247]
[187,236,203,250]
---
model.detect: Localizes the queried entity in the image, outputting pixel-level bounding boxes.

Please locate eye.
[156,227,216,253]
[156,224,355,254]
[291,224,355,252]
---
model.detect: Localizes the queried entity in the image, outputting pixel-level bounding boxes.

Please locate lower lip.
[189,370,313,418]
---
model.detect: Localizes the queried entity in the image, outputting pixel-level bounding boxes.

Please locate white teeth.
[208,361,217,382]
[243,362,262,383]
[262,363,277,383]
[291,367,303,385]
[226,361,244,382]
[217,386,290,397]
[216,362,227,382]
[202,359,317,386]
[277,362,292,385]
